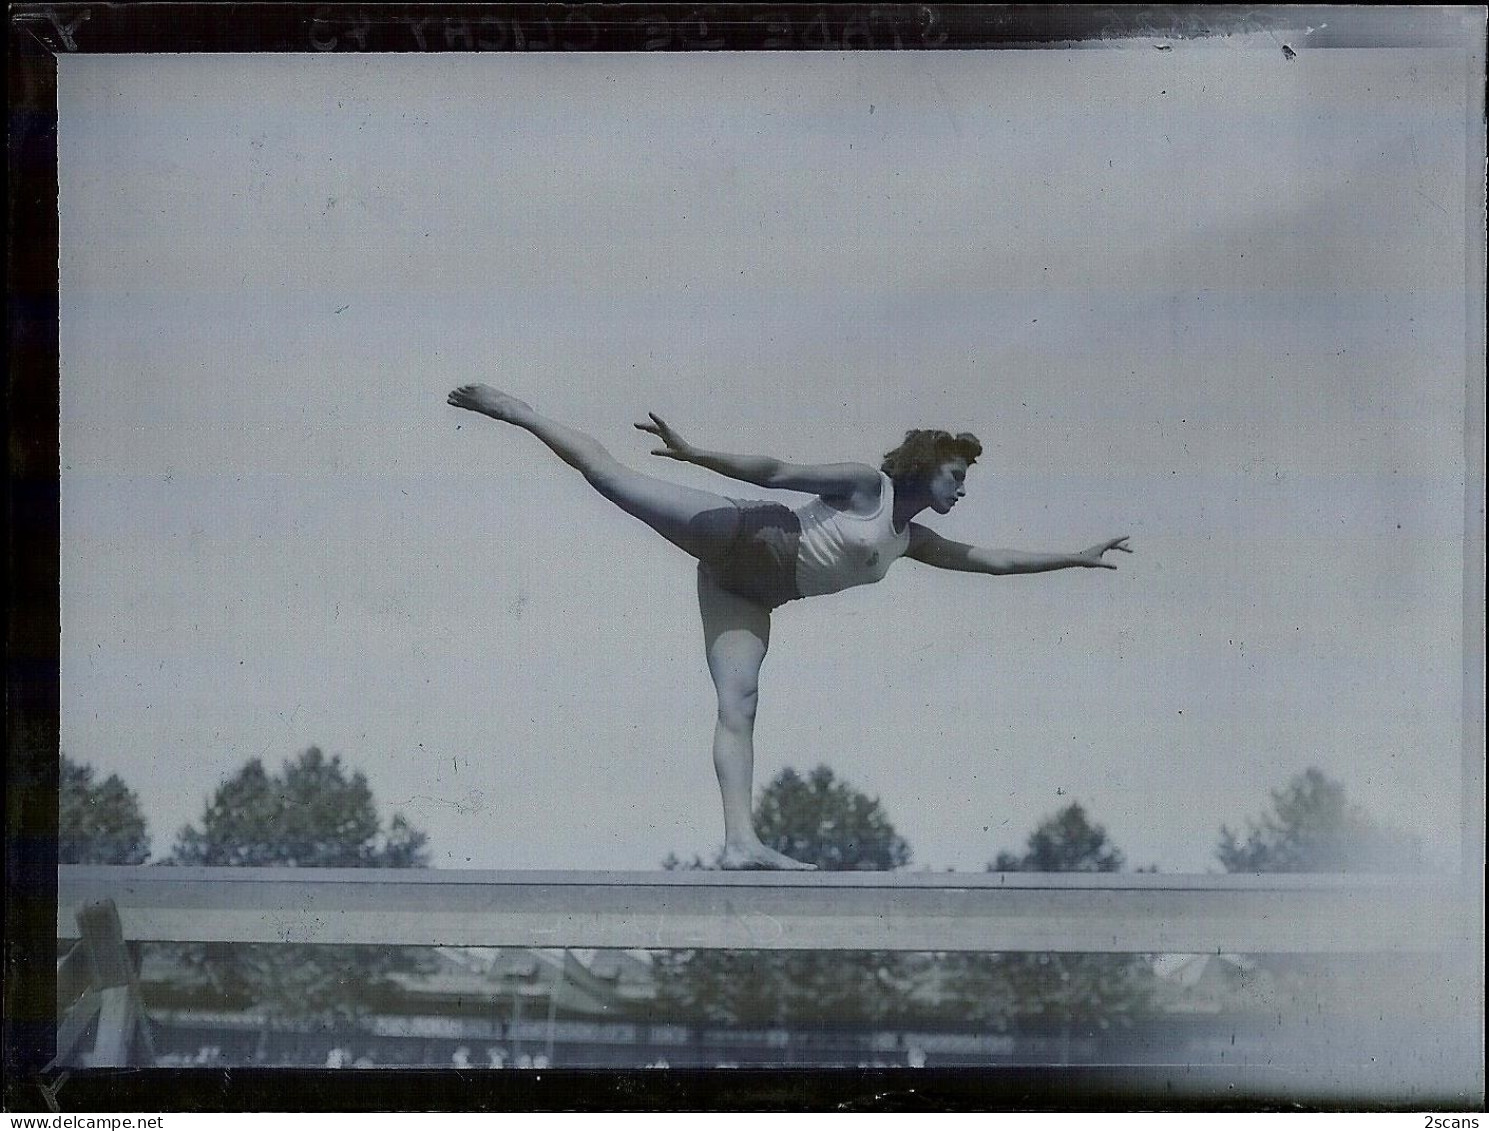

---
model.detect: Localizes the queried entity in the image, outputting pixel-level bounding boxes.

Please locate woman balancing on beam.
[447,384,1131,871]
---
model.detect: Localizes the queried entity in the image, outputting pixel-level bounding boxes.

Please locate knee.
[565,437,618,479]
[715,685,759,733]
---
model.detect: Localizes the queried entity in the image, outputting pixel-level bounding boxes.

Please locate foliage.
[170,746,427,868]
[1216,768,1434,1005]
[652,949,915,1029]
[663,765,909,874]
[1217,767,1426,873]
[656,765,916,1027]
[161,746,433,1055]
[990,801,1126,874]
[951,803,1157,1031]
[59,754,151,865]
[754,765,911,872]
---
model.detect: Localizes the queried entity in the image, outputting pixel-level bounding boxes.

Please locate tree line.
[59,748,1428,1050]
[62,749,1426,878]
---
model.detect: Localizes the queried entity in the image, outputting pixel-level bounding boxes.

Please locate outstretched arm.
[907,524,1132,574]
[635,413,880,501]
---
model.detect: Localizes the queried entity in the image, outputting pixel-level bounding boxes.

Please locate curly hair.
[880,429,983,484]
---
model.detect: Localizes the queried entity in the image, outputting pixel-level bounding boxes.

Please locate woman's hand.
[1076,536,1132,569]
[634,413,699,462]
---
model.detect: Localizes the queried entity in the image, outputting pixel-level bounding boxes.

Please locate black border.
[10,4,1473,55]
[8,1065,1482,1113]
[8,2,62,1099]
[6,2,1485,1114]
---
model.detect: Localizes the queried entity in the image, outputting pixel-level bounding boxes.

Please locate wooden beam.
[54,897,156,1068]
[52,990,101,1067]
[56,939,92,1014]
[77,899,135,988]
[57,866,1474,954]
[90,986,135,1067]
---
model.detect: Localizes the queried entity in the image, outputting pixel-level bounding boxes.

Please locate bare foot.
[720,841,817,871]
[446,384,532,424]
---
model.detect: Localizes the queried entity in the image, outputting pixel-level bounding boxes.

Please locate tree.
[1217,767,1426,873]
[952,803,1157,1046]
[59,754,151,865]
[991,801,1126,874]
[1216,768,1434,1023]
[163,747,432,1060]
[663,765,911,874]
[655,765,916,1031]
[171,746,427,868]
[755,765,911,871]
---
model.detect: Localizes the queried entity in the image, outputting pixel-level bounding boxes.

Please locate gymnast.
[447,384,1130,870]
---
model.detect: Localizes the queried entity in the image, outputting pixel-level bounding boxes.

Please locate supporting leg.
[697,568,815,870]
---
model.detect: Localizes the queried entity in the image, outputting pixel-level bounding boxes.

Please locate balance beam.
[57,866,1473,953]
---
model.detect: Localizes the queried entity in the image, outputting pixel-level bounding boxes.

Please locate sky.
[57,43,1480,874]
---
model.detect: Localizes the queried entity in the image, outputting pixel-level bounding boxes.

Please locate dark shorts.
[698,500,803,609]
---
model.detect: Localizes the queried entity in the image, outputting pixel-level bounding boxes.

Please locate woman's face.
[925,457,969,513]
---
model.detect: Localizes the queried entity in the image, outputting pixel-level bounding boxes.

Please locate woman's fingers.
[1096,537,1128,568]
[1077,538,1129,567]
[638,413,690,455]
[635,413,676,437]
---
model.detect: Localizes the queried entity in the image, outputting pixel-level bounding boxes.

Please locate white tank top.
[793,472,911,597]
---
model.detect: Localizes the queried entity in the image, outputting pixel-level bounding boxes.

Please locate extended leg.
[697,568,815,870]
[448,384,740,561]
